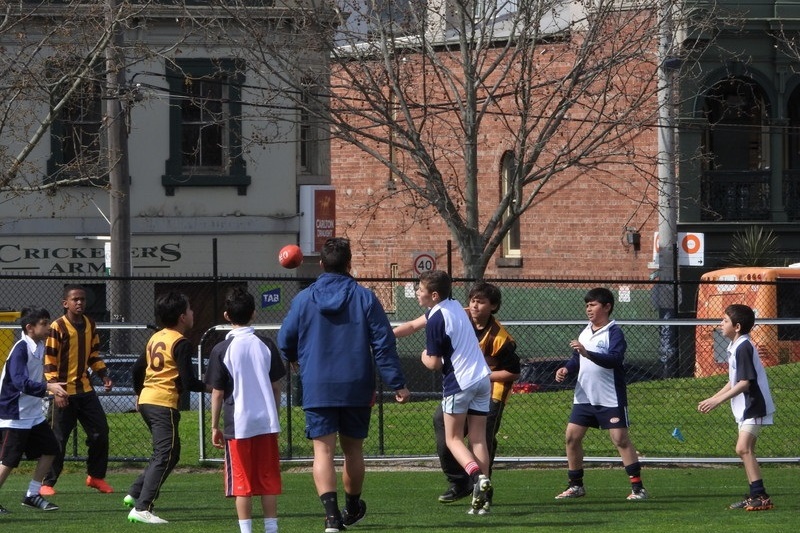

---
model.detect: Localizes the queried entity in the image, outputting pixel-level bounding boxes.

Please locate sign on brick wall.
[678,232,704,266]
[413,252,436,276]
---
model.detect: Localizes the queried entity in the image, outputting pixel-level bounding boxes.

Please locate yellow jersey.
[476,316,520,404]
[139,328,185,409]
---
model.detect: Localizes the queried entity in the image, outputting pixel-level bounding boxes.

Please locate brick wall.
[331,9,661,281]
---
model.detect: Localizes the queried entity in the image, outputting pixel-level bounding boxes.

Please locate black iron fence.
[2,273,799,463]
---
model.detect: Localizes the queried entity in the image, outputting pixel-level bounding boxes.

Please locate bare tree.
[2,2,111,196]
[2,1,716,278]
[0,1,191,205]
[186,0,712,277]
[772,20,800,74]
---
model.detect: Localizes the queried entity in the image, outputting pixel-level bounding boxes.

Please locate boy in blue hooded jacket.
[278,237,410,533]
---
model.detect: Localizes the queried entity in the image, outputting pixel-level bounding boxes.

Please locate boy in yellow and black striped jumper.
[125,292,209,524]
[43,284,114,495]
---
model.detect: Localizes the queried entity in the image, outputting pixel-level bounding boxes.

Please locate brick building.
[331,1,800,283]
[330,2,661,280]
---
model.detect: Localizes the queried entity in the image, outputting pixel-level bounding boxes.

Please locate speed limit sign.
[413,252,436,276]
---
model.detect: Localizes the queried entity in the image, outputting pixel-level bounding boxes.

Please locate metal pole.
[656,0,677,281]
[106,0,131,352]
[656,0,679,377]
[447,239,452,276]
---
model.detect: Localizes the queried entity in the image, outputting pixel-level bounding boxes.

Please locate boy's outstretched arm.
[698,380,749,413]
[393,314,427,338]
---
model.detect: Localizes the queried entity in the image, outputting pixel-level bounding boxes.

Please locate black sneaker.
[0,504,9,515]
[324,515,346,533]
[21,494,59,511]
[438,484,473,503]
[745,494,774,511]
[729,496,749,509]
[342,500,366,526]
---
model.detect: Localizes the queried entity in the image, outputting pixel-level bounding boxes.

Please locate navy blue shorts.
[568,403,629,429]
[304,406,372,440]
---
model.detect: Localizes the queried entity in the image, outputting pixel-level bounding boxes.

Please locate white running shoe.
[128,508,168,524]
[555,485,586,499]
[627,488,649,501]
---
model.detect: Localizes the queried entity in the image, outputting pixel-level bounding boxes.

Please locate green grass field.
[85,361,800,464]
[1,464,798,532]
[36,362,800,532]
[98,362,798,465]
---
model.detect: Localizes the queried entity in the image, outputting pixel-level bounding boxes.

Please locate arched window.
[701,78,770,220]
[501,151,521,258]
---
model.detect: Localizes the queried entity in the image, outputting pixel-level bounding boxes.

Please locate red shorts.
[224,433,282,497]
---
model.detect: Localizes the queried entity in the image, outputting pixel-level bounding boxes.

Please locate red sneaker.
[39,485,57,497]
[86,476,114,493]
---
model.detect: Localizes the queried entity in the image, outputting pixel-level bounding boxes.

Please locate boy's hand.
[46,382,68,398]
[102,375,114,392]
[395,387,411,403]
[211,427,225,449]
[555,367,568,383]
[569,340,587,356]
[697,397,720,413]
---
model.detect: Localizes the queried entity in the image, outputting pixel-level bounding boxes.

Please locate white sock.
[238,519,252,533]
[265,517,278,533]
[27,480,42,497]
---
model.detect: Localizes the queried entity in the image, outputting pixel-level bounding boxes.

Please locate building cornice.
[0,215,300,236]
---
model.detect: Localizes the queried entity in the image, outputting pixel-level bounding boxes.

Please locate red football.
[278,244,303,269]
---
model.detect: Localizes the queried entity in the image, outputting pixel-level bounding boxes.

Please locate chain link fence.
[2,273,799,463]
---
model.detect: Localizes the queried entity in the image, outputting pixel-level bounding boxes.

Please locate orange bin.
[695,267,800,377]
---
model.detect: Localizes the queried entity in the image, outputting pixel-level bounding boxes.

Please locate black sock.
[568,469,584,487]
[320,492,339,519]
[625,462,644,490]
[470,470,483,486]
[749,479,766,497]
[345,492,361,513]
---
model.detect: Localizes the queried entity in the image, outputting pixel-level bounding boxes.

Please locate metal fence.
[2,273,799,463]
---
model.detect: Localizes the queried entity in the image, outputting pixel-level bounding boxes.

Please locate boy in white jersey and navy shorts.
[416,270,493,514]
[554,287,648,501]
[698,304,775,511]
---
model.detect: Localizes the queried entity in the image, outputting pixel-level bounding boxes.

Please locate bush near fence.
[1,274,799,463]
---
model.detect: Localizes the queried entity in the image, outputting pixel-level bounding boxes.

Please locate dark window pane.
[182,125,201,167]
[200,124,223,167]
[509,221,521,250]
[182,99,202,123]
[58,79,102,166]
[178,67,230,173]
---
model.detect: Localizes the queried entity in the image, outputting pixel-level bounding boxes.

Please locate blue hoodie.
[278,272,406,408]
